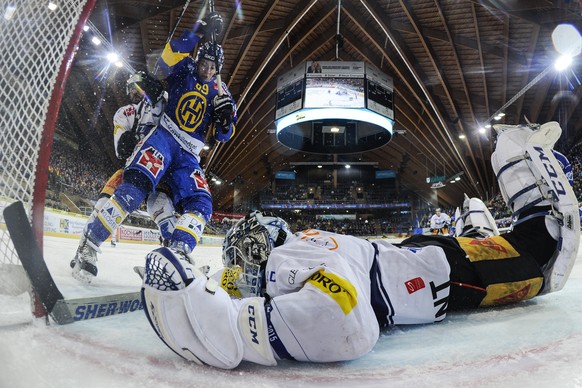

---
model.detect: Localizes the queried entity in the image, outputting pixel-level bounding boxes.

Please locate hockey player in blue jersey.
[71,12,236,284]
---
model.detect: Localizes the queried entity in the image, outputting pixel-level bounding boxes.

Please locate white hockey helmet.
[222,210,292,297]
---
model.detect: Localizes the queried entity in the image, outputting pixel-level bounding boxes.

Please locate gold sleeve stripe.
[457,236,520,262]
[161,42,189,67]
[307,270,358,315]
[480,278,543,307]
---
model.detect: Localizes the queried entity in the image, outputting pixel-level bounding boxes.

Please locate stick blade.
[3,201,72,324]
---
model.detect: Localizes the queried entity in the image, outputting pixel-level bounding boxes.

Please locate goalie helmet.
[126,71,164,104]
[222,211,292,297]
[196,41,224,73]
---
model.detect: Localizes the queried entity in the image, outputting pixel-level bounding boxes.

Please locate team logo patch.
[176,91,207,132]
[192,173,210,193]
[123,105,136,117]
[137,147,164,178]
[405,277,425,294]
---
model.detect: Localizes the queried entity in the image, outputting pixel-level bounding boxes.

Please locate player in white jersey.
[71,71,177,283]
[140,121,579,369]
[430,208,451,235]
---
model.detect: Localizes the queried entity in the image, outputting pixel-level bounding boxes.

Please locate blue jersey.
[158,30,236,152]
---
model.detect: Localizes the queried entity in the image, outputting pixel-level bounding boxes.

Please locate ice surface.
[1,235,582,387]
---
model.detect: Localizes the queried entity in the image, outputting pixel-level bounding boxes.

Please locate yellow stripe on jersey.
[307,270,358,315]
[161,42,190,67]
[480,278,543,307]
[456,236,519,262]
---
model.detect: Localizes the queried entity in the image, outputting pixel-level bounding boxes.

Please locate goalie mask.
[222,211,292,297]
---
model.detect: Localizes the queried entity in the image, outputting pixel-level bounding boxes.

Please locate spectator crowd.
[46,137,582,238]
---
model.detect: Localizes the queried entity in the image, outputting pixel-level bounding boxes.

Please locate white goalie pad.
[524,138,580,294]
[142,279,244,369]
[455,197,499,238]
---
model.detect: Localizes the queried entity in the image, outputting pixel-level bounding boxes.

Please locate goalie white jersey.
[247,229,451,363]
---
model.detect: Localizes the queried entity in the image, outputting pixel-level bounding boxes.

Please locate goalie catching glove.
[141,247,276,369]
[212,94,234,129]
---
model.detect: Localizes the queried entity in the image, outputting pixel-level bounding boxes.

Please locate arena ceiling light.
[481,24,581,132]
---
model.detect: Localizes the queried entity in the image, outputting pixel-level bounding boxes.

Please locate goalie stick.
[3,201,142,325]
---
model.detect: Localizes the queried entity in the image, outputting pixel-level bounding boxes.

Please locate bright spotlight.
[48,2,57,11]
[91,36,101,46]
[106,52,119,63]
[554,54,573,71]
[478,127,486,134]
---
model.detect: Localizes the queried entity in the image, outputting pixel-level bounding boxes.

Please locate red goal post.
[0,0,96,313]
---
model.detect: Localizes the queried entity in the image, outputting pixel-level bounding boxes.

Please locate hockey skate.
[491,121,580,294]
[70,235,101,284]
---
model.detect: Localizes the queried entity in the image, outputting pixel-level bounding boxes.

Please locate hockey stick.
[152,0,196,75]
[3,201,142,325]
[208,0,223,96]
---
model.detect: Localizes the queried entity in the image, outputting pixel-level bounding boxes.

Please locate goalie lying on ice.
[140,121,580,369]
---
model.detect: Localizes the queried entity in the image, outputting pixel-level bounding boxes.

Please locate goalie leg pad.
[456,197,499,238]
[523,142,580,294]
[492,122,579,294]
[491,123,559,214]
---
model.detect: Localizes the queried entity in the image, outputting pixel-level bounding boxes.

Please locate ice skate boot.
[491,121,580,294]
[455,193,499,238]
[70,235,101,284]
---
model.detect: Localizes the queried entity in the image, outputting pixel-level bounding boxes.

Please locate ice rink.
[1,235,582,387]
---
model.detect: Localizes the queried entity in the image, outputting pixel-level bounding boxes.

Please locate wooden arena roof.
[56,0,582,209]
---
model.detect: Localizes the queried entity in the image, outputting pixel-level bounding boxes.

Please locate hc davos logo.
[176,91,207,132]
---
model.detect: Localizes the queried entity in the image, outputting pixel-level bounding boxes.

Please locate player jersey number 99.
[176,88,208,132]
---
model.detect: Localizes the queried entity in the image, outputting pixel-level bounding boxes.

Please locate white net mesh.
[0,0,91,318]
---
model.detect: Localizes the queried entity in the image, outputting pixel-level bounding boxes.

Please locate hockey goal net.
[0,0,96,321]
